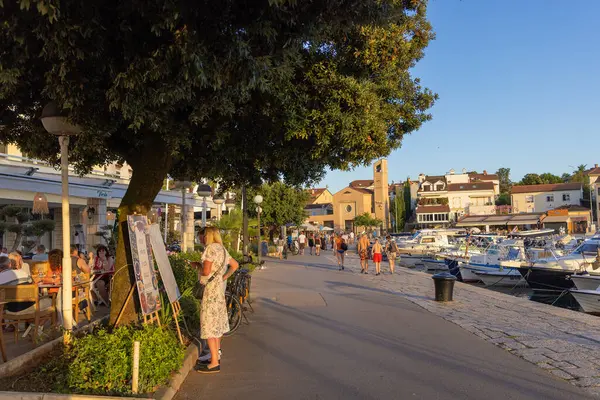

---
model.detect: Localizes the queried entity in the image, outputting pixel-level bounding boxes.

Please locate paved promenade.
[175,250,594,400]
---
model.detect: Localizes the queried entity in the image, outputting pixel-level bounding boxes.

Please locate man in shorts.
[298,231,306,255]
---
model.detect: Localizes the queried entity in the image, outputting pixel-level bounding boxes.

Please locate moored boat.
[474,269,526,287]
[570,289,600,314]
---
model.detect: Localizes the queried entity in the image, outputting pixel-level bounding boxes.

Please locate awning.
[543,215,569,223]
[456,213,544,227]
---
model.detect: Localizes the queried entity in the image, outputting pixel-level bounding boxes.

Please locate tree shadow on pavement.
[254,298,591,400]
[324,280,432,302]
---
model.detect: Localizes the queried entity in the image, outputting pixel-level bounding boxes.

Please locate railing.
[0,152,125,182]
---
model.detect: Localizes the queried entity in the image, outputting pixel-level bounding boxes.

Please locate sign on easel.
[148,224,181,303]
[148,223,184,344]
[127,215,161,316]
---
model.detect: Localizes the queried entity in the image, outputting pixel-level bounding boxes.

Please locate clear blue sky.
[320,0,600,193]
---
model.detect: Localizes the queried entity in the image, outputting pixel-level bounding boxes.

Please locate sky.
[320,0,600,193]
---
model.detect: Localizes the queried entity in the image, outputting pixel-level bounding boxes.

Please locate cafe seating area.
[0,259,111,362]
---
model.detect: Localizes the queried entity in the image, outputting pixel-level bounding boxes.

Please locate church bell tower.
[373,159,389,230]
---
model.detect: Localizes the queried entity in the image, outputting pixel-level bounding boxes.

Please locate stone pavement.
[175,251,593,400]
[327,250,600,397]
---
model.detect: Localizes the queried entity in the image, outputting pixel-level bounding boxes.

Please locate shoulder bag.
[194,246,227,300]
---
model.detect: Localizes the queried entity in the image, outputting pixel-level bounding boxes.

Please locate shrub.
[66,325,183,395]
[169,251,202,293]
[268,245,277,254]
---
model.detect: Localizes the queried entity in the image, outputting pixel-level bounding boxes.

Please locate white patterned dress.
[200,243,230,339]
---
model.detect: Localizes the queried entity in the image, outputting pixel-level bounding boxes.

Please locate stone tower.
[373,159,389,230]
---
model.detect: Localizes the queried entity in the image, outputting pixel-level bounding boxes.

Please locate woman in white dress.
[195,227,239,374]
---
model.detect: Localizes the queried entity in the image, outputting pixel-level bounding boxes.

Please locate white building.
[0,144,219,253]
[585,164,600,231]
[415,169,499,226]
[511,183,584,214]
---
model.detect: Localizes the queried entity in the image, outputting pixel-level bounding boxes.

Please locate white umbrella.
[301,224,319,231]
[320,226,334,231]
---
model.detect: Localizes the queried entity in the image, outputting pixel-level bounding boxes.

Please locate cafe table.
[37,280,92,323]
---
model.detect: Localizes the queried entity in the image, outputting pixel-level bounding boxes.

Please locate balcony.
[466,204,496,215]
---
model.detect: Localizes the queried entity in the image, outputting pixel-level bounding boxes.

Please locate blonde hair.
[8,252,22,269]
[204,227,223,245]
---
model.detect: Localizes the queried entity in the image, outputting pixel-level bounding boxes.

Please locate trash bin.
[432,272,457,302]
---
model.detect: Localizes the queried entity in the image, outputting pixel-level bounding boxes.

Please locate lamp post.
[197,184,213,229]
[40,102,81,332]
[213,196,225,220]
[254,195,263,265]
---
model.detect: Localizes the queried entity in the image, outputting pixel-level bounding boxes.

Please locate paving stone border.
[341,255,600,398]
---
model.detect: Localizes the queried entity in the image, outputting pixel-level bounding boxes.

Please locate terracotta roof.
[585,166,600,176]
[511,182,582,194]
[388,183,404,193]
[470,173,499,181]
[308,188,327,197]
[416,205,450,213]
[422,176,446,184]
[551,205,590,212]
[349,180,374,188]
[447,182,495,191]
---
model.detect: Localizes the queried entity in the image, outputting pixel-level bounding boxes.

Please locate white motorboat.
[569,274,600,291]
[396,230,460,267]
[518,236,600,292]
[421,254,448,271]
[570,289,600,314]
[474,269,526,287]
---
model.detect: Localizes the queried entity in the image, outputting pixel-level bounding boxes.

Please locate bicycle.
[223,261,255,336]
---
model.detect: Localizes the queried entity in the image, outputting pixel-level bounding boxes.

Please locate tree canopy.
[255,182,309,239]
[496,168,511,194]
[353,212,382,230]
[0,0,436,324]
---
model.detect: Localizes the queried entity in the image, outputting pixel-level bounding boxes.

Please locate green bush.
[194,244,205,252]
[268,245,277,254]
[169,251,202,293]
[66,325,184,395]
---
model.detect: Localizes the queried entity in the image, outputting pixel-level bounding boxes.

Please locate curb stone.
[152,342,200,400]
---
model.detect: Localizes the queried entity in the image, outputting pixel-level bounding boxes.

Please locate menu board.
[148,224,181,303]
[127,215,161,315]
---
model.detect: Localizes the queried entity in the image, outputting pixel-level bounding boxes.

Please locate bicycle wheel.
[224,291,242,337]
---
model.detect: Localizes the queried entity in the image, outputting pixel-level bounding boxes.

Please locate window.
[563,194,571,201]
[422,183,431,192]
[546,195,554,202]
[376,164,381,172]
[345,205,352,213]
[525,195,534,203]
[435,184,444,191]
[422,237,435,243]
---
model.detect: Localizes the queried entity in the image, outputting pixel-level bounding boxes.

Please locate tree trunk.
[109,141,172,326]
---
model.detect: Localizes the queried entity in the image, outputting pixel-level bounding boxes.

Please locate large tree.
[256,182,309,240]
[1,0,436,324]
[496,167,512,194]
[389,186,405,232]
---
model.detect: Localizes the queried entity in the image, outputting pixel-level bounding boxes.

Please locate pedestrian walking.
[349,231,355,244]
[358,234,370,274]
[335,234,347,270]
[372,238,383,276]
[385,235,398,274]
[277,236,284,260]
[308,234,315,255]
[287,233,293,251]
[330,234,335,252]
[315,235,322,256]
[194,227,239,374]
[298,231,306,255]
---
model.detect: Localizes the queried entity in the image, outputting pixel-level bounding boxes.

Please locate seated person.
[70,245,90,278]
[32,244,48,261]
[9,252,31,276]
[0,256,49,314]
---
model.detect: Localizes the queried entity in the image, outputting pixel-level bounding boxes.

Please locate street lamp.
[254,195,263,265]
[197,184,213,228]
[174,180,192,251]
[40,102,81,332]
[213,196,225,220]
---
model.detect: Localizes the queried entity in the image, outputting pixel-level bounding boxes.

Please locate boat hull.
[517,267,575,292]
[475,271,527,287]
[459,266,481,282]
[570,275,600,291]
[398,254,423,267]
[570,290,600,313]
[422,258,448,271]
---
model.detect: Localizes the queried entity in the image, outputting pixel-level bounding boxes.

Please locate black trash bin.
[432,272,457,302]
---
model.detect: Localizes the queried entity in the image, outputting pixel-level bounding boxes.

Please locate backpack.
[389,240,398,253]
[341,242,348,251]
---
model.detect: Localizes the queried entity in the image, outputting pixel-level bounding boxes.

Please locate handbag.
[194,246,227,300]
